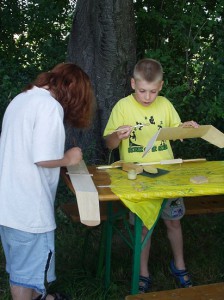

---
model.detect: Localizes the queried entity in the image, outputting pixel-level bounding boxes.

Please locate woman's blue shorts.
[0,226,56,294]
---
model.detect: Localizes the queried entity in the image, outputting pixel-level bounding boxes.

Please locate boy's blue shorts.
[129,198,185,225]
[161,197,185,220]
[0,226,56,294]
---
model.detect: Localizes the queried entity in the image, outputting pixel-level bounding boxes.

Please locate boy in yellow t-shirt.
[104,58,199,293]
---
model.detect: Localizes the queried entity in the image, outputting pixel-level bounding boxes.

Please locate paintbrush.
[109,123,150,134]
[96,158,206,169]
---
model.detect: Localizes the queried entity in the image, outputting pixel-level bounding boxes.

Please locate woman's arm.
[36,147,83,168]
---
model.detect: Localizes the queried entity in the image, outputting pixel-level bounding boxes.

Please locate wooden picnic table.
[61,160,224,295]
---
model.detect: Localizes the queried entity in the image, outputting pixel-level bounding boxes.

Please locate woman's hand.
[64,147,83,166]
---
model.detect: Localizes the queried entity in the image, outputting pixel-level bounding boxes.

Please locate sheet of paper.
[142,129,161,158]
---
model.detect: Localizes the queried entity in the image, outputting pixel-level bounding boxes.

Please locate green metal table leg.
[104,202,113,289]
[131,215,142,294]
[130,199,167,294]
[96,222,107,278]
[103,199,167,293]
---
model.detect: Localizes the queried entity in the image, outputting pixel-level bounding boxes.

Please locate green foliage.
[134,0,224,160]
[0,1,223,161]
[0,0,76,126]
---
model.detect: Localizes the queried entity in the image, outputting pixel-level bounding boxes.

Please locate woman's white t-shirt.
[0,86,65,233]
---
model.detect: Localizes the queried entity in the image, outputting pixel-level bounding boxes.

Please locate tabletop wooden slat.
[62,161,224,202]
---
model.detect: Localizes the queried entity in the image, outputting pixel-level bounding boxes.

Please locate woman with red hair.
[0,63,95,300]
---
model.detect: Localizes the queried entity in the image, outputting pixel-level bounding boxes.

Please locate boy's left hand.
[180,120,199,128]
[179,120,199,142]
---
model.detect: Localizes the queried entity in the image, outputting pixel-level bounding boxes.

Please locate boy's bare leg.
[163,219,185,269]
[140,219,190,286]
[140,220,186,272]
[164,218,191,283]
[140,226,151,277]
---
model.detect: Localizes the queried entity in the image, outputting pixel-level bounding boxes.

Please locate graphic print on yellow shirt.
[104,94,181,163]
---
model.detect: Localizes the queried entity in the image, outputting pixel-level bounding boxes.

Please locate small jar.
[128,169,137,180]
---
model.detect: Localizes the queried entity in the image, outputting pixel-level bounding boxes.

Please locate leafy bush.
[134,0,224,160]
[0,0,76,128]
[0,1,223,160]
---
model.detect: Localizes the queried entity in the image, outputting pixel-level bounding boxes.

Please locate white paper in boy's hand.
[142,129,161,158]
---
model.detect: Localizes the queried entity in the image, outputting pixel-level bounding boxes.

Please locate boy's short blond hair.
[133,58,163,82]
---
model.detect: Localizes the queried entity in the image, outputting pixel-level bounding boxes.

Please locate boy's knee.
[142,226,149,236]
[164,219,181,230]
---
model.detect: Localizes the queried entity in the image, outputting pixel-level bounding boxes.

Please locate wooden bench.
[184,195,224,215]
[125,282,224,300]
[61,195,224,223]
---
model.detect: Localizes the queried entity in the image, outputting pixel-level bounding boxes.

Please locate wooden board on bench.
[61,194,224,223]
[125,282,224,300]
[61,202,108,222]
[61,201,127,223]
[184,195,224,215]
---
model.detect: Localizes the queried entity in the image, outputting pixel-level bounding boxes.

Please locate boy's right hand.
[64,147,83,166]
[116,125,133,140]
[105,125,132,150]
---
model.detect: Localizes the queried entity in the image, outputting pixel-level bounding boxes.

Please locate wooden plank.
[61,195,224,223]
[61,202,108,222]
[61,167,120,202]
[122,163,143,174]
[143,125,224,157]
[97,158,206,169]
[61,201,126,223]
[67,160,100,226]
[156,125,224,148]
[185,195,224,215]
[125,282,224,300]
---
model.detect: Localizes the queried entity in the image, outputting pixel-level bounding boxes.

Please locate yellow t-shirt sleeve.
[103,101,126,136]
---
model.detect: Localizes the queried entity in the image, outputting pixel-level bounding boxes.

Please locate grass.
[1,179,224,299]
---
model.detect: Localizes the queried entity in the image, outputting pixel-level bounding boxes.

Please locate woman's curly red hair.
[25,63,95,128]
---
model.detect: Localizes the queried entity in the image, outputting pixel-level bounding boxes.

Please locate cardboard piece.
[143,166,158,174]
[143,125,224,157]
[122,162,143,174]
[67,160,100,226]
[190,176,208,184]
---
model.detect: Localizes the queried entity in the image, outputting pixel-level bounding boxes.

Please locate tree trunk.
[66,0,136,164]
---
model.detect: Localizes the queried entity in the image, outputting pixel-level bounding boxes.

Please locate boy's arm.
[105,126,133,150]
[36,147,83,168]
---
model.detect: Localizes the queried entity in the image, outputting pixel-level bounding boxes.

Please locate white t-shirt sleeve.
[32,100,65,163]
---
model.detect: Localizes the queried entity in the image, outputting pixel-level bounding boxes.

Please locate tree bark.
[66,0,136,164]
